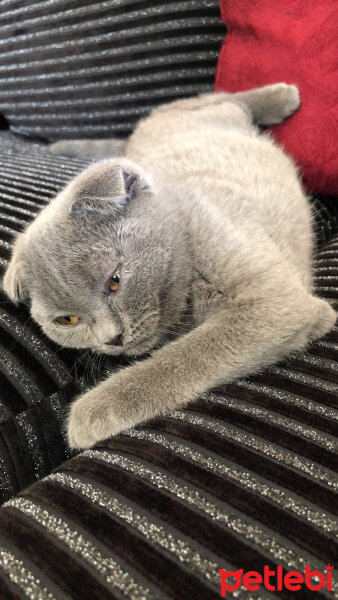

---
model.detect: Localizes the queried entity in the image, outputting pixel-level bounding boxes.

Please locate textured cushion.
[0,133,91,501]
[214,0,338,196]
[0,0,224,140]
[0,131,337,597]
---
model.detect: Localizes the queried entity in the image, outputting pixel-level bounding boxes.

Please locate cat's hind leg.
[151,83,300,126]
[234,83,300,125]
[49,138,127,159]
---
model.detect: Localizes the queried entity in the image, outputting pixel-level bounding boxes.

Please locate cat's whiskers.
[128,311,159,337]
[85,350,96,387]
[69,349,91,379]
[111,298,123,315]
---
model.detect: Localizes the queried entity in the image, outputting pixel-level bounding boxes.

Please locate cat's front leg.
[67,293,335,450]
[68,309,242,450]
[67,315,225,450]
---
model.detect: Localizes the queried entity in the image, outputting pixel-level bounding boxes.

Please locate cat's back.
[127,96,314,282]
[128,98,297,193]
[127,100,306,226]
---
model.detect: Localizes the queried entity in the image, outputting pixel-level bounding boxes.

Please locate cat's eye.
[109,268,120,293]
[55,315,80,327]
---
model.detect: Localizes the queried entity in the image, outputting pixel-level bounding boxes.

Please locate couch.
[0,2,337,599]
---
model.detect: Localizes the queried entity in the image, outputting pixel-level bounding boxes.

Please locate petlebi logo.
[219,564,334,596]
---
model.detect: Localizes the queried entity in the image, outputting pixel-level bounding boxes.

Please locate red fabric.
[214,0,338,196]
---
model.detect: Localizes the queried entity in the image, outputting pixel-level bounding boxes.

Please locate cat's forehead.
[29,231,118,281]
[27,189,121,254]
[28,242,116,320]
[23,216,120,308]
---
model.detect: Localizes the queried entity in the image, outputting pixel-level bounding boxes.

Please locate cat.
[3,84,336,450]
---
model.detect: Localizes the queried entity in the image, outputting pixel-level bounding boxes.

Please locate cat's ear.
[122,170,138,202]
[3,235,28,303]
[69,160,146,217]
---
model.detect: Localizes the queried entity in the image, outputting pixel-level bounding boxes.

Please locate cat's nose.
[105,333,123,346]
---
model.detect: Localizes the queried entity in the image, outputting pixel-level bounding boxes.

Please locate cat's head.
[3,159,191,356]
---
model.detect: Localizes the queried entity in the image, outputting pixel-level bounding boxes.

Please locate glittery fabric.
[0,0,225,140]
[80,449,334,577]
[44,472,225,590]
[0,132,93,503]
[0,547,56,600]
[125,429,337,534]
[4,497,159,600]
[169,409,338,489]
[0,130,337,598]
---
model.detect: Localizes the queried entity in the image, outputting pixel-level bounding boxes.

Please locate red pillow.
[214,0,338,196]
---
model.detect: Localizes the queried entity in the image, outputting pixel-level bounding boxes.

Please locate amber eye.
[109,268,120,293]
[55,315,80,326]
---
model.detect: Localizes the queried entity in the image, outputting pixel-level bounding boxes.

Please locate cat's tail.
[49,138,127,159]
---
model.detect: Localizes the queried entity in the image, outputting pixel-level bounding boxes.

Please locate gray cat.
[3,84,336,449]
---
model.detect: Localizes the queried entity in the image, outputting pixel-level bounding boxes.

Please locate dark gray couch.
[0,2,337,599]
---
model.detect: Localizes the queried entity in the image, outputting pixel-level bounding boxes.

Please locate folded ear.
[3,234,28,303]
[69,159,147,217]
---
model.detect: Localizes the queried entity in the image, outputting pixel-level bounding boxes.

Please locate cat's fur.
[4,84,336,449]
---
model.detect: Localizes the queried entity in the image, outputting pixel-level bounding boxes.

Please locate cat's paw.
[258,83,301,124]
[67,386,129,450]
[272,83,300,119]
[309,298,336,341]
[287,296,336,352]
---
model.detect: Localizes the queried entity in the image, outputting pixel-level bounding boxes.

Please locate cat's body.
[4,84,336,449]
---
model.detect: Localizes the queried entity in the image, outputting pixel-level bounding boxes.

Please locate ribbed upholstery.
[0,0,225,140]
[0,131,337,598]
[0,133,91,502]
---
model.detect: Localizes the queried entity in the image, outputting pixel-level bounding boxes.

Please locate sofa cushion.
[0,0,225,141]
[0,131,337,597]
[214,0,338,196]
